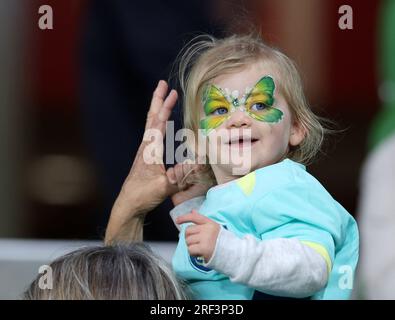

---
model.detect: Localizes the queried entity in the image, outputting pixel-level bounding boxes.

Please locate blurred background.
[1,0,394,298]
[0,0,381,240]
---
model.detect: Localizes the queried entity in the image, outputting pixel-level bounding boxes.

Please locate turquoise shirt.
[172,159,359,299]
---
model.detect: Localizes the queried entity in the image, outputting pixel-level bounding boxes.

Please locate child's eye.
[211,107,228,115]
[250,103,268,111]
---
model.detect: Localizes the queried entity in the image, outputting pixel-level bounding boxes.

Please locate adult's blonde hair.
[177,33,327,184]
[23,243,189,300]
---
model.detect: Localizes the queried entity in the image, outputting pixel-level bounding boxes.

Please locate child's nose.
[225,109,252,128]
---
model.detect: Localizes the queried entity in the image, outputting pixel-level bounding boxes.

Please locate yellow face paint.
[200,76,283,135]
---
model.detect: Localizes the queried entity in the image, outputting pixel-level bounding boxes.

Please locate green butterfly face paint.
[200,85,231,133]
[199,76,283,135]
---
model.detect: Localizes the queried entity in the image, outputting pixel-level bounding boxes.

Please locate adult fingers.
[145,80,168,130]
[174,163,189,189]
[166,167,177,184]
[167,164,190,189]
[153,89,178,134]
[180,162,200,186]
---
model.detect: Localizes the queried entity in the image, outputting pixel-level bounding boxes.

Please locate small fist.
[176,210,220,262]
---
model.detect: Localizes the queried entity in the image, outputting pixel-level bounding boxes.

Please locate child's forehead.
[212,63,280,91]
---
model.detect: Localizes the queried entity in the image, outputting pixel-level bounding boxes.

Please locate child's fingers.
[176,210,210,225]
[185,234,200,246]
[187,244,202,257]
[185,225,201,237]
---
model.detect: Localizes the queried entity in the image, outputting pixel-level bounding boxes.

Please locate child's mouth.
[228,138,259,147]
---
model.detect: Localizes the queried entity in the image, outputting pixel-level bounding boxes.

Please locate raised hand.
[105,80,178,243]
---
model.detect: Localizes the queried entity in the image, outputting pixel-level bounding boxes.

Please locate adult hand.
[176,210,221,262]
[105,80,178,244]
[166,162,213,207]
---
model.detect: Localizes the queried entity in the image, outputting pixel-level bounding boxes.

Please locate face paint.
[200,76,284,135]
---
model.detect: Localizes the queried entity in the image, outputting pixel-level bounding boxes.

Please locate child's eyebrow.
[207,96,228,103]
[247,91,269,97]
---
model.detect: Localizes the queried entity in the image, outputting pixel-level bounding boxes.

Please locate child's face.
[200,61,304,179]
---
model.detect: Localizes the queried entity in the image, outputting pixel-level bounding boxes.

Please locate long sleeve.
[205,227,328,298]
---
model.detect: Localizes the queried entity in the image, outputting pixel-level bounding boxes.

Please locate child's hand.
[176,210,220,262]
[167,162,212,206]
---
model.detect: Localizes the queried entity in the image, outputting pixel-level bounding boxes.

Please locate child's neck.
[211,165,249,185]
[211,155,288,185]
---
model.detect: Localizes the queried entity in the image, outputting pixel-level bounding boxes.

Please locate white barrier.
[0,239,177,299]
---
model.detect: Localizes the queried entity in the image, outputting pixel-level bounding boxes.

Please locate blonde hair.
[23,243,189,300]
[176,33,328,184]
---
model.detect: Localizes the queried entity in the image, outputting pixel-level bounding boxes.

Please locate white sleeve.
[205,228,328,298]
[169,196,206,231]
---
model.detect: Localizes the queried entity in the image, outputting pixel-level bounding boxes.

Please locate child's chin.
[230,164,253,176]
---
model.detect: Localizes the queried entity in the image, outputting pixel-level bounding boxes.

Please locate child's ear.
[289,121,306,147]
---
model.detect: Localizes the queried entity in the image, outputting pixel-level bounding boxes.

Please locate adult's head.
[24,242,188,300]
